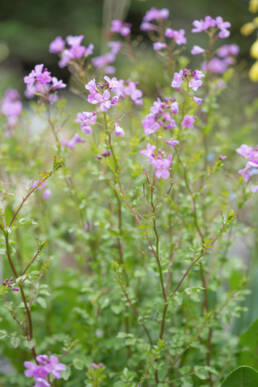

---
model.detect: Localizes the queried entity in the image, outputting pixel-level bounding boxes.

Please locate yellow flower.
[241,22,255,35]
[249,0,258,13]
[250,40,258,58]
[249,61,258,81]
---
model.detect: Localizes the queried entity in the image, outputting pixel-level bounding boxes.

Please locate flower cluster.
[142,97,179,135]
[165,28,187,45]
[167,139,180,147]
[140,143,173,179]
[191,45,205,55]
[111,20,131,36]
[49,35,94,68]
[236,144,258,191]
[24,64,66,102]
[202,44,239,74]
[75,76,142,133]
[141,7,169,31]
[153,28,187,51]
[24,355,66,387]
[86,78,119,111]
[75,112,97,135]
[171,68,205,91]
[1,89,22,130]
[2,277,19,292]
[192,16,231,39]
[92,41,121,74]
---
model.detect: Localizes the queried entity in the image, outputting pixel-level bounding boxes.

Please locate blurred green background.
[0,0,253,90]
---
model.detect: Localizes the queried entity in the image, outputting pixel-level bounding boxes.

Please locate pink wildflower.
[182,115,196,129]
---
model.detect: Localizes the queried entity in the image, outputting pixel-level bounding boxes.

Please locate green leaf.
[53,156,64,171]
[239,319,258,368]
[194,365,217,380]
[221,366,258,387]
[37,297,47,309]
[10,335,20,348]
[73,358,85,370]
[0,330,7,339]
[62,366,71,381]
[4,205,13,225]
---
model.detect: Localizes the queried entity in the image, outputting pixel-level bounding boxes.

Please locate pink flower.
[24,65,66,100]
[192,16,230,38]
[182,115,196,129]
[32,180,47,190]
[42,355,66,379]
[50,35,93,68]
[142,98,179,135]
[167,139,179,147]
[43,189,52,200]
[92,52,115,68]
[66,35,84,47]
[69,45,86,59]
[111,20,131,36]
[140,143,156,158]
[61,134,85,149]
[51,77,66,90]
[192,96,203,105]
[152,155,172,179]
[192,19,205,33]
[165,29,187,45]
[92,41,120,73]
[1,89,22,128]
[251,185,258,192]
[75,111,97,134]
[236,144,258,182]
[108,41,122,55]
[153,42,167,51]
[192,16,215,33]
[122,81,143,105]
[191,45,205,55]
[24,362,48,379]
[140,145,173,179]
[114,123,125,137]
[85,77,142,112]
[202,58,228,74]
[188,78,202,91]
[217,44,239,57]
[34,379,50,387]
[171,70,183,89]
[192,70,205,80]
[188,70,204,91]
[140,22,157,31]
[49,37,65,53]
[58,49,74,67]
[142,115,161,135]
[2,277,19,291]
[24,355,66,386]
[215,17,231,39]
[236,144,253,159]
[165,28,174,38]
[143,8,169,22]
[171,101,179,114]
